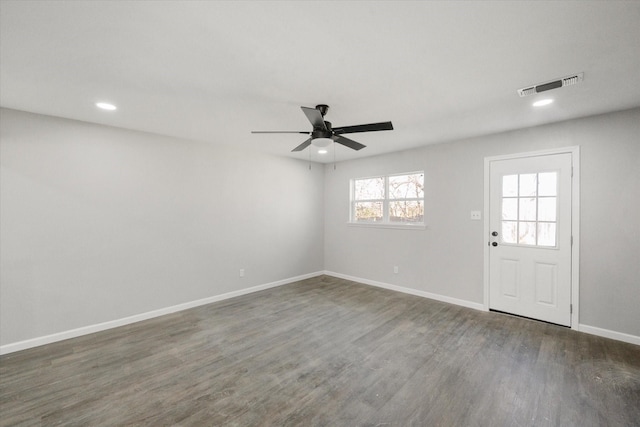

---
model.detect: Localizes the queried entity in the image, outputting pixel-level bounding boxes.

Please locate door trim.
[483,146,580,329]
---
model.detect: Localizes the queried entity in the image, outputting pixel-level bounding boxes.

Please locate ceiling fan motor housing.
[312,120,332,139]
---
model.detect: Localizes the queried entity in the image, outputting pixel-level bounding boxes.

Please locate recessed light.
[318,149,328,154]
[532,99,553,107]
[96,102,117,111]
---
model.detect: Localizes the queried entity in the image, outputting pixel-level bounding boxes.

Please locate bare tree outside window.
[352,172,424,225]
[389,173,424,223]
[353,177,385,222]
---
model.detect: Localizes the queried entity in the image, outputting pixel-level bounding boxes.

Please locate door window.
[501,172,557,247]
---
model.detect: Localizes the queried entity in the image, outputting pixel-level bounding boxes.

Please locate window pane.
[519,198,537,221]
[389,174,424,199]
[502,221,517,244]
[538,197,557,221]
[519,221,537,245]
[537,223,557,246]
[538,172,557,196]
[502,198,518,220]
[519,174,537,197]
[389,201,424,223]
[354,177,384,200]
[354,202,383,222]
[502,175,518,197]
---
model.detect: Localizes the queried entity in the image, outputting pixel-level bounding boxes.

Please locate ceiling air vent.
[517,72,584,97]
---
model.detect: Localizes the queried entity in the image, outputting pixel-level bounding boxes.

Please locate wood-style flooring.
[1,275,639,426]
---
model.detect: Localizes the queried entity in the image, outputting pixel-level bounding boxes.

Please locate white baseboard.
[325,272,640,347]
[323,271,486,311]
[5,272,636,355]
[577,324,640,346]
[0,271,324,355]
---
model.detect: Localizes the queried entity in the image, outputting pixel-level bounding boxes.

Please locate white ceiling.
[2,1,639,163]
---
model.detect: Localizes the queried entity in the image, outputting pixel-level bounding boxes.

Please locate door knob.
[492,242,498,247]
[491,231,498,236]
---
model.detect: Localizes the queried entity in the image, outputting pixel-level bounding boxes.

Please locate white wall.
[324,108,640,338]
[0,108,325,347]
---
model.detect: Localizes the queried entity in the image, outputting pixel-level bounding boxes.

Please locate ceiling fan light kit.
[312,137,333,148]
[252,104,393,152]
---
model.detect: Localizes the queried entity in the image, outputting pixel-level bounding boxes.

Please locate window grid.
[501,172,557,247]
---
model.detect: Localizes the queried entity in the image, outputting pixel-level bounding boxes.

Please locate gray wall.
[2,107,638,348]
[324,108,640,337]
[0,108,325,346]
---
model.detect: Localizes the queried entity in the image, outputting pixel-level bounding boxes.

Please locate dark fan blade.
[301,106,327,130]
[291,137,313,152]
[251,131,309,134]
[332,135,366,151]
[332,121,393,135]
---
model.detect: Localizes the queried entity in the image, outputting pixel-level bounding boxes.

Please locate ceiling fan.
[251,104,393,152]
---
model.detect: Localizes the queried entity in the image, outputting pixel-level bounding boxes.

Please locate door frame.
[483,146,580,329]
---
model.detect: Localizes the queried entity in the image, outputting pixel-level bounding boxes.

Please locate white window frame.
[349,171,425,229]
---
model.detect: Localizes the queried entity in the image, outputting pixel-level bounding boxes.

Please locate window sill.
[347,222,427,230]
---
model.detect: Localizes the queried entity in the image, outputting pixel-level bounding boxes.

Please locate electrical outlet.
[393,266,399,274]
[239,268,245,278]
[470,211,482,220]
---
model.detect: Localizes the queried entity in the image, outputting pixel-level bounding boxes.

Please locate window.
[501,172,557,247]
[351,172,424,226]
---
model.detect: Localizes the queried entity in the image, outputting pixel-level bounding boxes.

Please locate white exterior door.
[488,152,573,326]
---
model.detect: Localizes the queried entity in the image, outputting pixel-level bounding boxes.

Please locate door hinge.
[571,235,573,246]
[571,166,574,177]
[570,304,573,314]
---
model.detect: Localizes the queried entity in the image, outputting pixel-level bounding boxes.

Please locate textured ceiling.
[1,1,639,163]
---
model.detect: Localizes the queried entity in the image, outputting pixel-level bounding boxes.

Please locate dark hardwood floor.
[1,275,639,426]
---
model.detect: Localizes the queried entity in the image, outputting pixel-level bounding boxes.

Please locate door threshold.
[489,309,570,328]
